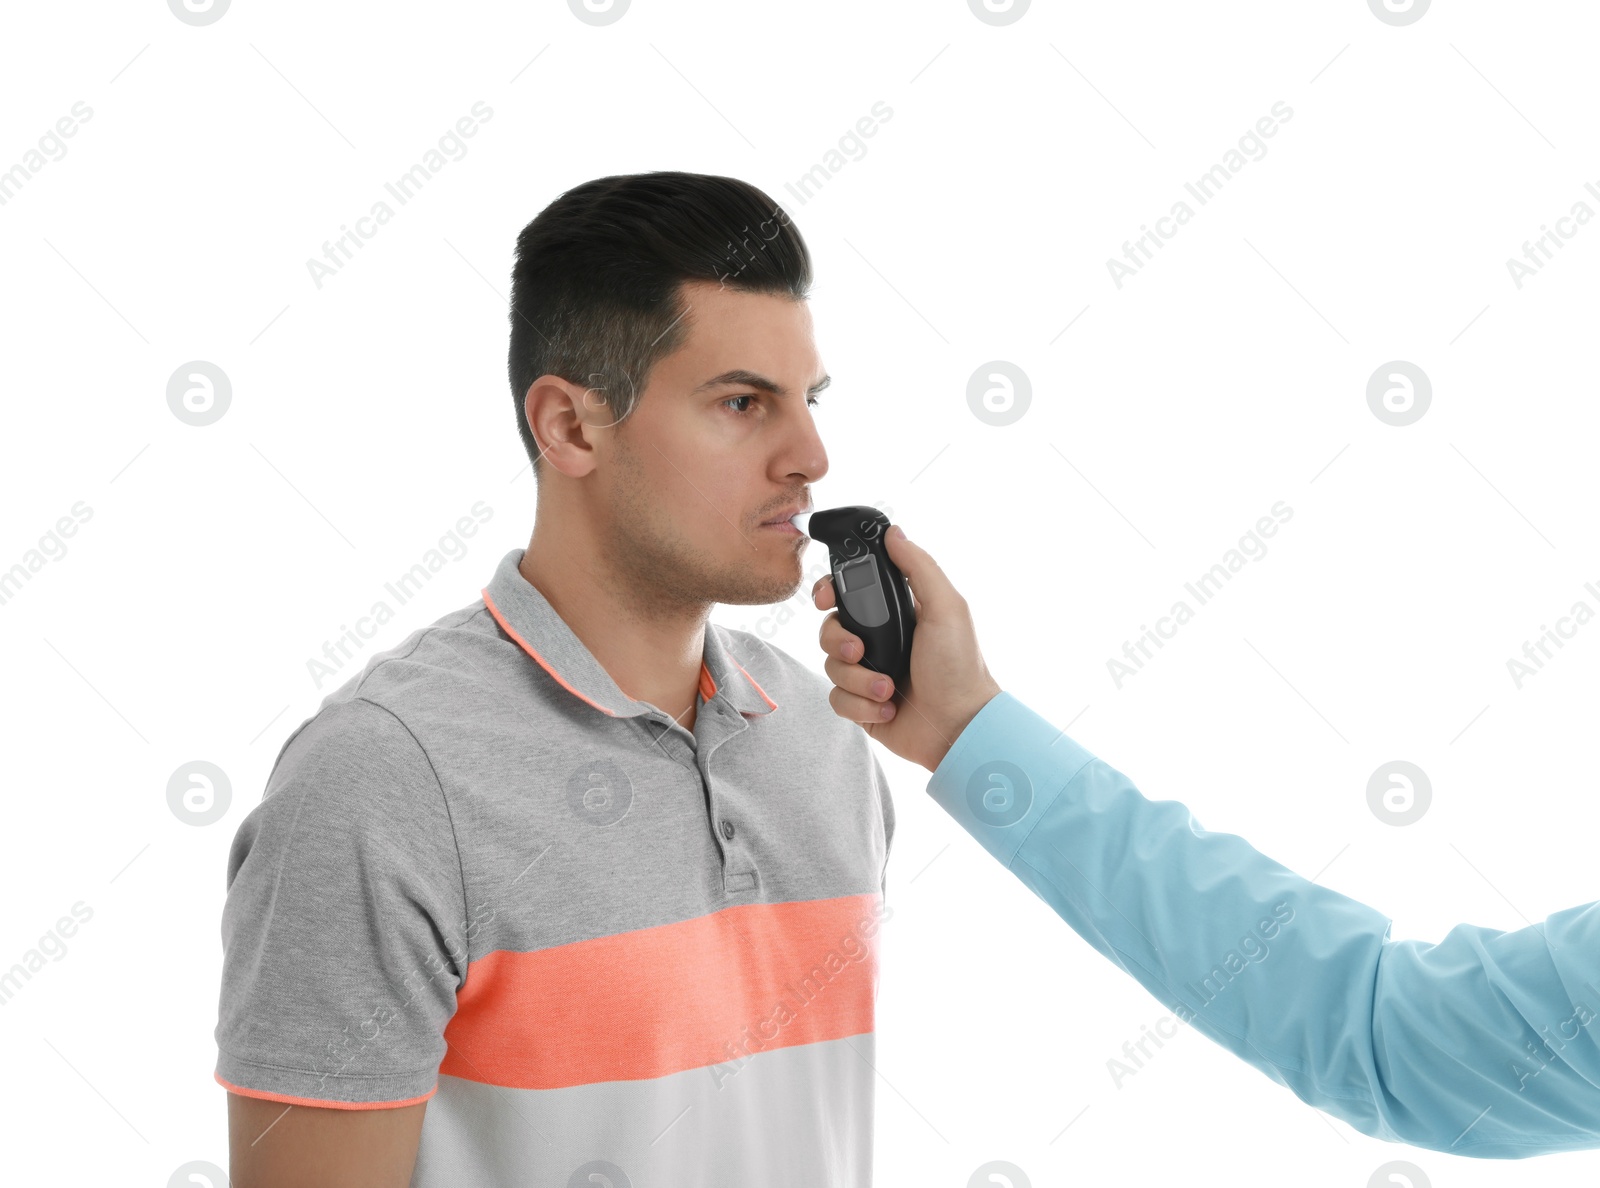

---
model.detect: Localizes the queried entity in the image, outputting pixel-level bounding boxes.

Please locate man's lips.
[760,503,811,535]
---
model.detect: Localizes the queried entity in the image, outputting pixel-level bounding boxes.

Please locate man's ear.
[524,375,606,478]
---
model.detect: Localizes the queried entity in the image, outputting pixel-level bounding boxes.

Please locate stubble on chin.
[610,515,804,612]
[608,447,803,610]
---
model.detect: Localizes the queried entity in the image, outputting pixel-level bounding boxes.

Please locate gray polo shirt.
[215,547,895,1186]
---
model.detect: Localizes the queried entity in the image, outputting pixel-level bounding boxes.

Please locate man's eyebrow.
[691,369,831,397]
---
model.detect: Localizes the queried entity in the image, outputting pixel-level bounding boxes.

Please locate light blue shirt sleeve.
[925,691,1600,1159]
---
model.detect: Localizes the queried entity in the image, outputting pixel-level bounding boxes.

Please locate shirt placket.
[692,696,757,895]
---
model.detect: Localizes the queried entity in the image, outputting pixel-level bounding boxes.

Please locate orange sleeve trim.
[482,587,618,716]
[214,1070,437,1110]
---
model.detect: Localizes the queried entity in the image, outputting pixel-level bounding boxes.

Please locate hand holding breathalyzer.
[809,524,1002,772]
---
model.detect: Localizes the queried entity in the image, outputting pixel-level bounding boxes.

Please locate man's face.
[594,279,829,610]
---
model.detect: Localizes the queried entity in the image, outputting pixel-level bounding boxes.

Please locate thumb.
[883,525,960,615]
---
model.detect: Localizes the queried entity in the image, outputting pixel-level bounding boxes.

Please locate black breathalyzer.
[792,506,917,686]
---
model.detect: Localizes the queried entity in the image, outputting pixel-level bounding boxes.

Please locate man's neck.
[518,526,710,734]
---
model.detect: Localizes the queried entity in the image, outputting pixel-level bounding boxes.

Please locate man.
[216,172,893,1186]
[812,525,1600,1159]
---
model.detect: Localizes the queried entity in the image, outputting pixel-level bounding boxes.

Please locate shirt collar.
[481,548,778,720]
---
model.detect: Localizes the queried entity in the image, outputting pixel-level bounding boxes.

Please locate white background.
[2,1,1597,1184]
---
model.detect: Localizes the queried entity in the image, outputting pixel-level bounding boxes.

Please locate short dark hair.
[506,171,813,481]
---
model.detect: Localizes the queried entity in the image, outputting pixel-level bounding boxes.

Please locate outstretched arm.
[811,526,1600,1160]
[927,690,1600,1159]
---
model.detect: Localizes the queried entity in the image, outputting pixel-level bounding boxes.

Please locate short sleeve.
[214,696,468,1108]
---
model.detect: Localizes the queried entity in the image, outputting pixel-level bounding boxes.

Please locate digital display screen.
[839,556,877,593]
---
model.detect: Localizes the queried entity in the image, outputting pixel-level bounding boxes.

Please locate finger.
[825,654,894,702]
[819,613,863,662]
[884,526,960,613]
[828,683,898,726]
[811,573,836,611]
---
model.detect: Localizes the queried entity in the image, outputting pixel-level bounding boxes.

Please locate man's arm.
[926,691,1600,1159]
[227,1094,426,1188]
[216,697,468,1177]
[812,526,1600,1160]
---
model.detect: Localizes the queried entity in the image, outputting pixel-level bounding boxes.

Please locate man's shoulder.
[264,695,435,803]
[274,598,510,773]
[227,693,455,894]
[309,599,509,719]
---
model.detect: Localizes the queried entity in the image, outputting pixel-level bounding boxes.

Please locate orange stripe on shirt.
[441,892,883,1090]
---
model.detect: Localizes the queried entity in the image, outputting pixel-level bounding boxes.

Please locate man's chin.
[711,561,805,607]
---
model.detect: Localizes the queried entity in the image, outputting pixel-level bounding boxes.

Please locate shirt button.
[720,818,735,840]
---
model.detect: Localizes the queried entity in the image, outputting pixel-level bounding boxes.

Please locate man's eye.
[722,393,822,413]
